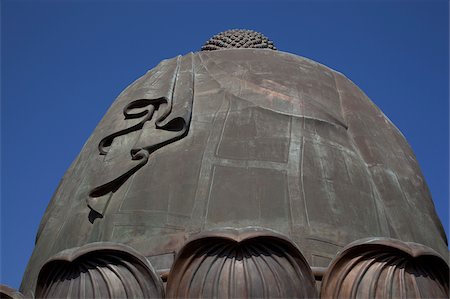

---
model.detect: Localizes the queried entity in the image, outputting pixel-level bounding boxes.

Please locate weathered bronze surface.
[201,29,277,51]
[321,238,449,298]
[166,227,317,298]
[20,30,448,298]
[35,243,164,298]
[0,284,25,299]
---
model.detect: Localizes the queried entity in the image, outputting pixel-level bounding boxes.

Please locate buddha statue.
[14,29,447,298]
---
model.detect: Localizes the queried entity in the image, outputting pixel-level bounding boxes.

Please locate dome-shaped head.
[201,29,277,51]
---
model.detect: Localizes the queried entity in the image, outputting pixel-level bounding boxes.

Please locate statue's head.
[201,29,277,51]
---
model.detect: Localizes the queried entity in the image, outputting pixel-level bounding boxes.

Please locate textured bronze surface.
[320,238,449,298]
[0,285,24,299]
[87,54,194,216]
[20,46,448,297]
[166,227,317,298]
[201,29,277,51]
[35,242,164,298]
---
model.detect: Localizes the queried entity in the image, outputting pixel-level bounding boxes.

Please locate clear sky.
[1,0,449,290]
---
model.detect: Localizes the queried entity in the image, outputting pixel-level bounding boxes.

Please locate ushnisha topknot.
[201,29,277,51]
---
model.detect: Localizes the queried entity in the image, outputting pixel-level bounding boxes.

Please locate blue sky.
[1,0,448,290]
